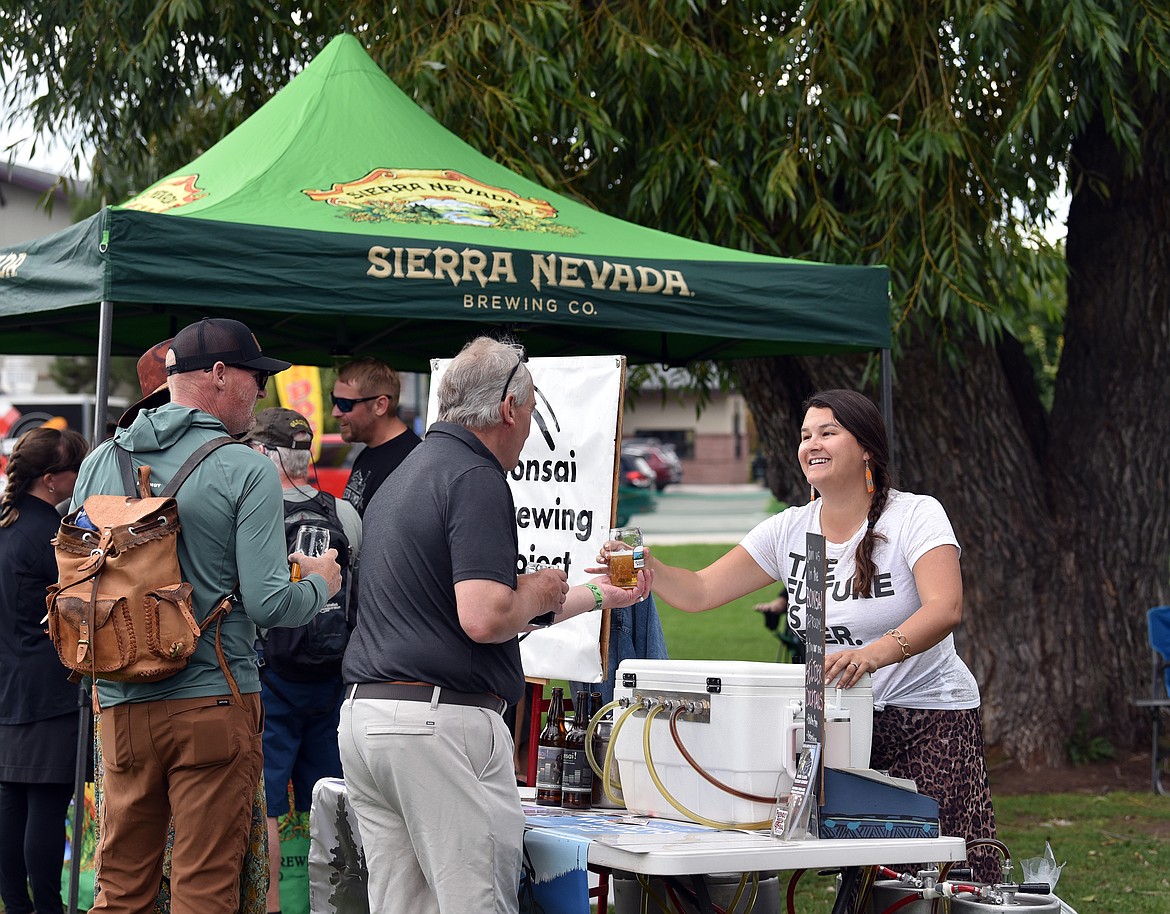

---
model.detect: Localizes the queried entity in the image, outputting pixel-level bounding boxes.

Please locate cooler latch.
[706,677,722,694]
[622,672,637,688]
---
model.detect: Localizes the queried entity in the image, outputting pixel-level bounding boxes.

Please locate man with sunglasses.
[70,318,342,914]
[340,337,651,914]
[331,357,421,516]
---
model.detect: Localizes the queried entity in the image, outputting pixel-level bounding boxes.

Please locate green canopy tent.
[0,33,890,410]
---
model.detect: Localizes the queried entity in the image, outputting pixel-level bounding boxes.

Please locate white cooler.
[612,659,873,826]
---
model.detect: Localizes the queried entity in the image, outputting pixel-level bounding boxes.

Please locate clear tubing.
[641,703,772,830]
[584,698,624,780]
[667,705,777,804]
[602,700,643,807]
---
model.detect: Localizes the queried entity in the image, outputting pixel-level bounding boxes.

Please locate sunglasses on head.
[500,352,529,402]
[331,394,385,413]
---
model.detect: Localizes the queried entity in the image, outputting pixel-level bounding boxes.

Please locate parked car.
[615,452,658,526]
[622,439,683,491]
[309,433,363,498]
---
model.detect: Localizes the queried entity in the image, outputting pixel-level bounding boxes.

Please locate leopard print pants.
[870,704,1001,884]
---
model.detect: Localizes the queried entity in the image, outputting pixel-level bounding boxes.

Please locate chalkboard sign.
[803,532,827,798]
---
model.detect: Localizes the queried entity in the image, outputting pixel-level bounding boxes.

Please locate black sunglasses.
[207,365,271,389]
[500,353,529,402]
[331,394,386,413]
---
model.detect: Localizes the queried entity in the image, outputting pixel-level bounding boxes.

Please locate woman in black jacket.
[0,426,88,914]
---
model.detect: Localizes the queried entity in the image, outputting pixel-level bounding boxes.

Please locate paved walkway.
[626,482,775,545]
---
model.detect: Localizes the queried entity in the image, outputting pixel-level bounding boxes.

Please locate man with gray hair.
[340,336,652,914]
[246,407,361,914]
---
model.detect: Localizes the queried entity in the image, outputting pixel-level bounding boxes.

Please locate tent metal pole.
[880,348,895,473]
[66,297,112,913]
[93,298,113,447]
[66,689,89,914]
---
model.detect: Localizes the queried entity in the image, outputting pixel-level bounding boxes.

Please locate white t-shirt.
[740,489,979,711]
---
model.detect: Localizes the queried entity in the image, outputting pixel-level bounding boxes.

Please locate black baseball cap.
[165,317,291,376]
[245,407,313,450]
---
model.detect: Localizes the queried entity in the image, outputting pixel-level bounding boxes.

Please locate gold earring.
[865,460,875,494]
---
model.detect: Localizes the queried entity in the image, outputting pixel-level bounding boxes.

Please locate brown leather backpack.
[46,437,241,685]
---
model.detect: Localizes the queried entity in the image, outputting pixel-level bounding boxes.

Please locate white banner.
[429,354,625,681]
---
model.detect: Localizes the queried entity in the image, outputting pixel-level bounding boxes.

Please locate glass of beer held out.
[607,526,643,589]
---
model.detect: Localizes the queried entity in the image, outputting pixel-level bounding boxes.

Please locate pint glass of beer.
[607,527,643,589]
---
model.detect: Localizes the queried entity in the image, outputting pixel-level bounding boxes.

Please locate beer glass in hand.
[607,527,643,589]
[290,524,330,582]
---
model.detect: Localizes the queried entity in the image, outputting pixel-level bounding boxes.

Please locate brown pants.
[91,693,263,914]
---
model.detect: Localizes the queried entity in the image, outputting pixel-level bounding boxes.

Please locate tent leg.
[67,689,91,914]
[880,348,895,472]
[93,299,113,447]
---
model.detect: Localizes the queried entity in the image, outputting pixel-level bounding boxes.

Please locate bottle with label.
[535,687,567,806]
[562,690,594,809]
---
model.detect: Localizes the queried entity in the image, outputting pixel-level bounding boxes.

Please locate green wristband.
[584,582,604,611]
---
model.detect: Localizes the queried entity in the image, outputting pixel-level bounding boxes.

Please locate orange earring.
[865,460,875,494]
[809,484,817,502]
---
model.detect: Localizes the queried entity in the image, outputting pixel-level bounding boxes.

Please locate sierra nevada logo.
[302,168,578,236]
[122,175,207,213]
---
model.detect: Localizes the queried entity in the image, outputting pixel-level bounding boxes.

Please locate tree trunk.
[1048,89,1170,753]
[736,91,1170,768]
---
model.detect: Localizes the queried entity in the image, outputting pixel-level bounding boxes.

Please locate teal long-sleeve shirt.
[71,402,327,706]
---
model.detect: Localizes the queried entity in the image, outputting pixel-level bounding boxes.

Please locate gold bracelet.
[885,628,911,662]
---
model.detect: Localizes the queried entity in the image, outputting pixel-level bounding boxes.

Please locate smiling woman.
[638,388,1001,883]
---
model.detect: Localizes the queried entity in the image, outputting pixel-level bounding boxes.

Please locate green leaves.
[1,0,1158,362]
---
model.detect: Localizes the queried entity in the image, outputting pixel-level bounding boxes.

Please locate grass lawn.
[652,543,789,663]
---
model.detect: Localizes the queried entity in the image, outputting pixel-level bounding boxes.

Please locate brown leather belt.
[347,682,505,715]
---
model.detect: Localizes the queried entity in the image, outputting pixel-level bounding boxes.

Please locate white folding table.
[523,804,965,914]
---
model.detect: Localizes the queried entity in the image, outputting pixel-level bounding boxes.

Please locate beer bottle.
[562,690,594,809]
[535,687,567,806]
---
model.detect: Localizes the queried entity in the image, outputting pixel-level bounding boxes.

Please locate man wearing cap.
[331,357,421,515]
[339,337,651,914]
[245,407,361,914]
[71,318,342,914]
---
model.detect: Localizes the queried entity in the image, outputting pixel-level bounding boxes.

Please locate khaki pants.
[92,693,263,914]
[339,694,524,914]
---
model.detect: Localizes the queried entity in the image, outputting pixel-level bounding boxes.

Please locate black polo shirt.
[342,422,524,705]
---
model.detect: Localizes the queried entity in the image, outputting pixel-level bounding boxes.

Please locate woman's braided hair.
[803,390,892,598]
[0,427,89,528]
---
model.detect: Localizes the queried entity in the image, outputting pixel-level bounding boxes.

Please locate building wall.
[2,165,84,396]
[0,165,76,246]
[624,389,756,485]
